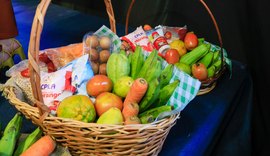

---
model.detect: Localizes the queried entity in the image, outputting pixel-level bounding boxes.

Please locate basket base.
[197,82,216,95]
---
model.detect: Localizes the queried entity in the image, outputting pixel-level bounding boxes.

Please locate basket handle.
[125,0,224,66]
[28,0,116,119]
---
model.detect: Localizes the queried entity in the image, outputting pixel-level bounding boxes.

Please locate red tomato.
[184,32,198,51]
[191,63,208,81]
[86,75,113,97]
[95,92,123,116]
[143,24,152,31]
[164,31,172,39]
[21,68,30,78]
[164,48,180,64]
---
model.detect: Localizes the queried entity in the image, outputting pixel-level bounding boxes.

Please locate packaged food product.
[162,25,188,43]
[45,43,84,69]
[120,26,154,52]
[83,33,112,75]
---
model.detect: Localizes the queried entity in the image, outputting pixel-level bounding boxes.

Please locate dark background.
[52,0,270,155]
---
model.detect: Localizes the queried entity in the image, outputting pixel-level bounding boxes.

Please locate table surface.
[0,1,252,156]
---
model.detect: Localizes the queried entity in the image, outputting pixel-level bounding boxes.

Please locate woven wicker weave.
[125,0,227,96]
[5,0,180,155]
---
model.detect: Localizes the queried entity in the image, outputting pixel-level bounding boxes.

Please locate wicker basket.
[125,0,227,96]
[5,0,180,155]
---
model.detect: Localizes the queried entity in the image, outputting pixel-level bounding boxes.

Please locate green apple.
[175,62,191,75]
[113,76,134,98]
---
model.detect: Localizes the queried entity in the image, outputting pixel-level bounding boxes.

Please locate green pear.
[97,107,124,125]
[175,62,191,75]
[113,76,134,98]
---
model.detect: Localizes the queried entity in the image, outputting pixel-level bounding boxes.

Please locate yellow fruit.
[56,95,96,123]
[170,39,187,57]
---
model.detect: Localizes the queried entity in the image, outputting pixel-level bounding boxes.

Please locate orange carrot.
[122,102,139,119]
[21,135,56,156]
[123,78,148,107]
[124,116,141,125]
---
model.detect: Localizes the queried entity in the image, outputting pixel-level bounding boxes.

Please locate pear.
[97,107,124,125]
[113,76,134,98]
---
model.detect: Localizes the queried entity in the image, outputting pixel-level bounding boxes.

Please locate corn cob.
[159,64,174,89]
[139,105,173,124]
[131,46,144,79]
[136,49,158,79]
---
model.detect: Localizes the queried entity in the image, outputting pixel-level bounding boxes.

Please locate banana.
[159,64,174,89]
[156,79,180,107]
[139,105,173,124]
[207,65,216,78]
[13,127,43,156]
[139,79,161,113]
[213,59,222,72]
[136,49,158,79]
[0,113,23,156]
[131,46,144,79]
[212,50,221,64]
[198,51,214,68]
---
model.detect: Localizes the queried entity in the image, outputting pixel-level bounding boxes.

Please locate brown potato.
[91,61,99,75]
[89,48,99,61]
[99,63,107,75]
[99,50,110,63]
[85,35,99,48]
[100,36,111,50]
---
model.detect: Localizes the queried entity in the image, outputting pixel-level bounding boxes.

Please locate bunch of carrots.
[122,78,148,125]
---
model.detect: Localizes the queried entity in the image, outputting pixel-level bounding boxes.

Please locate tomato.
[164,31,172,39]
[184,32,198,51]
[164,48,180,64]
[21,68,30,78]
[191,63,208,81]
[86,75,113,97]
[143,24,152,31]
[95,92,123,116]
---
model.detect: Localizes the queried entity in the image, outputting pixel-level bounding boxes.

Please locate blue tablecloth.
[0,1,252,155]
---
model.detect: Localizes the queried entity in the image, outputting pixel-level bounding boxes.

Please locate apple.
[86,75,113,97]
[191,63,208,81]
[164,48,180,64]
[184,32,198,51]
[95,92,123,116]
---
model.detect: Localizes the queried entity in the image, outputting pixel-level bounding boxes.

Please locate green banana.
[156,79,180,107]
[179,43,210,66]
[13,127,43,156]
[212,50,221,64]
[139,105,173,124]
[159,64,174,89]
[131,46,145,79]
[136,49,158,79]
[207,65,216,78]
[139,79,161,113]
[144,60,162,83]
[212,59,222,71]
[198,51,214,68]
[0,113,23,156]
[198,38,205,46]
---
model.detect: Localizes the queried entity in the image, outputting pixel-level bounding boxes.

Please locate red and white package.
[121,26,154,52]
[162,25,188,43]
[40,64,74,112]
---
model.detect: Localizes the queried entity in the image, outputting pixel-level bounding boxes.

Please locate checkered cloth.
[94,25,122,52]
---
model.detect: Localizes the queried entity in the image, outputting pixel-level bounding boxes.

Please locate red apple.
[165,48,180,64]
[191,63,208,81]
[95,92,123,116]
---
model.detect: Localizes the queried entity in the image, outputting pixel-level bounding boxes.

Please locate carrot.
[123,78,148,107]
[21,135,56,156]
[124,116,141,125]
[122,102,139,119]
